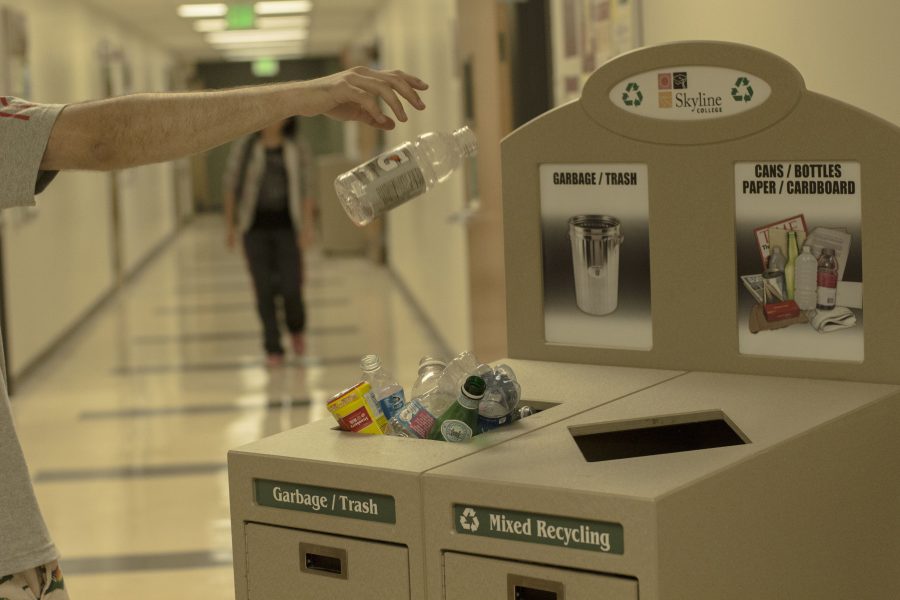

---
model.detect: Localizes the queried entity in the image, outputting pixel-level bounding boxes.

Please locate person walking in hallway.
[0,66,427,599]
[224,117,315,367]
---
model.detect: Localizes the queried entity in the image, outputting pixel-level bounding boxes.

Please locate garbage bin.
[568,215,624,316]
[228,360,682,600]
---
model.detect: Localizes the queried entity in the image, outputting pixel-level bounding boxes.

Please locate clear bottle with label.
[387,398,436,439]
[427,376,486,443]
[816,248,838,310]
[477,364,522,433]
[784,231,799,300]
[334,126,478,226]
[360,354,406,420]
[794,245,818,310]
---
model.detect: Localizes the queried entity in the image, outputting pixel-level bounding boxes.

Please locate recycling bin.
[228,360,682,600]
[422,371,900,599]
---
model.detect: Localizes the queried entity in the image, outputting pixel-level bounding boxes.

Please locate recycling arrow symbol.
[622,82,643,106]
[731,77,754,102]
[459,507,480,532]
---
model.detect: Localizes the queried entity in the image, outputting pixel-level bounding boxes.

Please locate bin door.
[245,523,410,599]
[444,552,637,600]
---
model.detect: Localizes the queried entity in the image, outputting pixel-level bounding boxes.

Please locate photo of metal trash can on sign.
[568,214,623,316]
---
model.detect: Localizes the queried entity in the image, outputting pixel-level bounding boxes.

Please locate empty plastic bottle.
[410,356,446,400]
[477,364,522,433]
[334,126,478,226]
[387,398,436,439]
[794,245,818,310]
[360,355,406,420]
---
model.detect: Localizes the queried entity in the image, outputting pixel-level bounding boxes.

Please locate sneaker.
[266,353,285,368]
[290,333,305,355]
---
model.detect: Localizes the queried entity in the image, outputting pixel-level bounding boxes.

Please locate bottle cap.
[360,354,382,371]
[462,375,486,399]
[418,356,446,370]
[453,126,478,157]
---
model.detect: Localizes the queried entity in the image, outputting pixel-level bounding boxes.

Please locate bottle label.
[407,406,436,438]
[440,420,473,443]
[378,390,406,420]
[477,413,511,434]
[817,285,837,307]
[354,145,426,212]
[817,271,838,288]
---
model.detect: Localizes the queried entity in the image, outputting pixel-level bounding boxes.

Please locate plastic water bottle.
[387,398,436,439]
[334,126,478,226]
[410,356,446,399]
[816,248,838,310]
[360,355,406,420]
[477,364,522,433]
[794,245,818,310]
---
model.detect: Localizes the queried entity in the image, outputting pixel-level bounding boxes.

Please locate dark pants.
[243,228,305,355]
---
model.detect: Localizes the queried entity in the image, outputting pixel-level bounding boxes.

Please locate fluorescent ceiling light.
[192,18,228,32]
[177,3,228,18]
[223,48,306,61]
[256,15,311,28]
[214,41,305,51]
[206,29,307,45]
[254,1,313,15]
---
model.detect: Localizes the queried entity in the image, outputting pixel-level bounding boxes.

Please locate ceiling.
[82,0,383,63]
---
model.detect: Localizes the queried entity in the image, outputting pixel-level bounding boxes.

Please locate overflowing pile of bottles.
[326,352,532,443]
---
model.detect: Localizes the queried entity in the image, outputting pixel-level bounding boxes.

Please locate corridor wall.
[1,0,178,379]
[641,0,900,128]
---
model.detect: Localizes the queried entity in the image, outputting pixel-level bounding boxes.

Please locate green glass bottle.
[427,375,486,442]
[785,230,799,300]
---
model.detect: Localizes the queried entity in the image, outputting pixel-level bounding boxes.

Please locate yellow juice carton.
[327,381,389,434]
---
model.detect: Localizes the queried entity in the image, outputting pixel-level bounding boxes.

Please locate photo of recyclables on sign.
[735,161,863,363]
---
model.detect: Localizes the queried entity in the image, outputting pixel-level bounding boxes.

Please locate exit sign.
[227,4,255,30]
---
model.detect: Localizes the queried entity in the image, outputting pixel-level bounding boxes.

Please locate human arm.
[40,67,427,172]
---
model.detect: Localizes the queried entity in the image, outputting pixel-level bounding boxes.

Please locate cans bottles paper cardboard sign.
[540,164,651,350]
[735,161,863,362]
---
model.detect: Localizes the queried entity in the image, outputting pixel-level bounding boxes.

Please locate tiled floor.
[10,216,447,599]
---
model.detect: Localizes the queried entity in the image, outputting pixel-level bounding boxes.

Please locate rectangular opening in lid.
[570,410,748,462]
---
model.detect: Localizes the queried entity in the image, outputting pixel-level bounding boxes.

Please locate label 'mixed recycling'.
[255,479,396,524]
[453,504,624,554]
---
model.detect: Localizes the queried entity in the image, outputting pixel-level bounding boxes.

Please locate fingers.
[345,67,427,123]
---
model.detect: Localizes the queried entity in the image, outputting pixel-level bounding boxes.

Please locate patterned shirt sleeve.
[0,97,66,209]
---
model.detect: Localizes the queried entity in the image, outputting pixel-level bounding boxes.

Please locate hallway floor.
[10,216,447,599]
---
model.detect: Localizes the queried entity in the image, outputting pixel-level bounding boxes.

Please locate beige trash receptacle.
[423,371,900,599]
[228,361,682,600]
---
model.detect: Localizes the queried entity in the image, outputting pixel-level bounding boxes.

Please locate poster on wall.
[735,161,863,362]
[540,163,652,350]
[551,0,642,106]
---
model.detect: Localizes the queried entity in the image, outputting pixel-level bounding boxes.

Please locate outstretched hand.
[296,66,428,130]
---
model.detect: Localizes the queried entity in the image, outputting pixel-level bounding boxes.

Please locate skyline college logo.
[658,71,687,108]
